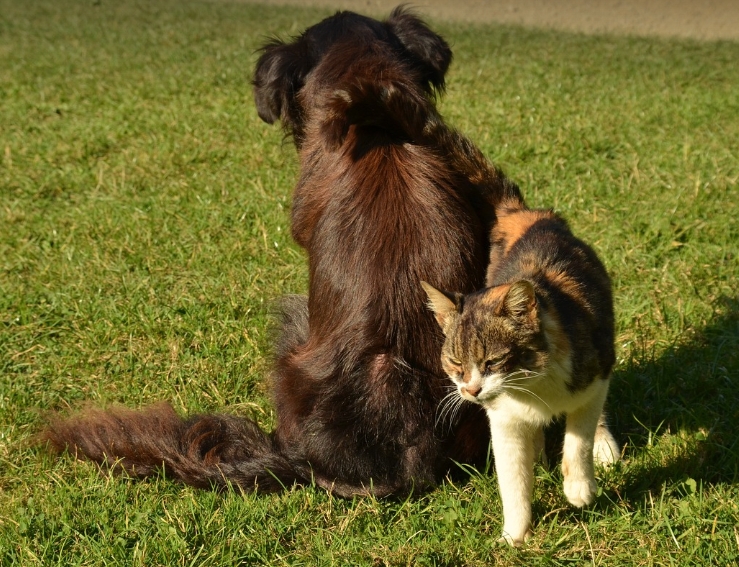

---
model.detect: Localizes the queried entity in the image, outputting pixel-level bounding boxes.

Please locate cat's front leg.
[487,407,536,546]
[562,380,610,507]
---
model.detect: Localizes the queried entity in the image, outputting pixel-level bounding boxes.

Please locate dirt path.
[226,0,739,41]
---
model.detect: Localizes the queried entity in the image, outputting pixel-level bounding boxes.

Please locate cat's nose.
[462,385,482,398]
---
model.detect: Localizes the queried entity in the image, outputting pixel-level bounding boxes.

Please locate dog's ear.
[252,39,313,137]
[384,7,452,93]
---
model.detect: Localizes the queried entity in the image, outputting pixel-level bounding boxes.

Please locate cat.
[422,195,620,545]
[41,8,522,497]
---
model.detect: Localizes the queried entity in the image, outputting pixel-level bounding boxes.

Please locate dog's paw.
[563,477,597,508]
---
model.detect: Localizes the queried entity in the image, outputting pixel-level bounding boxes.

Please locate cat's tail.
[39,296,313,493]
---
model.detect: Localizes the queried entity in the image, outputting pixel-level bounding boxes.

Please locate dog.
[42,7,522,497]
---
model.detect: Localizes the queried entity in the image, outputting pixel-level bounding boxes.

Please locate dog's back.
[268,9,519,494]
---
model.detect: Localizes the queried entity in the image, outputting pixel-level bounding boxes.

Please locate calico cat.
[422,196,620,545]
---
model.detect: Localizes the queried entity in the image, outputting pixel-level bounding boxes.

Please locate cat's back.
[488,200,611,303]
[488,200,615,384]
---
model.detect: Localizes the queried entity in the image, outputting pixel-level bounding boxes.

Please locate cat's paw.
[498,528,532,547]
[563,477,597,508]
[593,428,620,466]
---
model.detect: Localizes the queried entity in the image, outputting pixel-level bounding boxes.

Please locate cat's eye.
[446,356,462,367]
[484,358,502,372]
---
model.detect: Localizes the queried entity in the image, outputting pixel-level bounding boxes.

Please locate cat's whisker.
[502,372,544,387]
[504,385,553,412]
[503,376,532,384]
[435,391,455,421]
[502,378,534,386]
[448,393,465,424]
[446,397,465,429]
[504,369,543,382]
[448,392,466,426]
[437,401,458,431]
[436,389,464,430]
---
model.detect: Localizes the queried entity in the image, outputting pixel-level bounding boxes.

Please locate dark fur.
[41,7,521,497]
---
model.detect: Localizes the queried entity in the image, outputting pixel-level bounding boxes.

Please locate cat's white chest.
[475,365,608,427]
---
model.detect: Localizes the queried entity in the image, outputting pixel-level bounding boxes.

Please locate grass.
[1,0,738,565]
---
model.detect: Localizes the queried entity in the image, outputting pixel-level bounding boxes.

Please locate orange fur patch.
[480,284,511,308]
[495,206,553,255]
[543,268,588,309]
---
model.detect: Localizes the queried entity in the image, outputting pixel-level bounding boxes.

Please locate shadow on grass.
[606,296,739,499]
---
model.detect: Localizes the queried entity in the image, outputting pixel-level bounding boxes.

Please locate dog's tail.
[40,402,307,492]
[320,55,436,150]
[39,298,312,493]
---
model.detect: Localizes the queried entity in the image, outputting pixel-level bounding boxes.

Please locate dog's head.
[253,7,452,146]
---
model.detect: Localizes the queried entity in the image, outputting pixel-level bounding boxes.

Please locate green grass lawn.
[1,0,738,565]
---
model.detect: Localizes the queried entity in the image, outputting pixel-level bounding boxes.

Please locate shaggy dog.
[42,7,521,497]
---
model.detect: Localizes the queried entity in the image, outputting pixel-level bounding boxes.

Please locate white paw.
[563,477,597,507]
[593,430,620,466]
[498,528,532,547]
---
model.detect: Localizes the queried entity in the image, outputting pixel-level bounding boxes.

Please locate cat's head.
[421,281,549,404]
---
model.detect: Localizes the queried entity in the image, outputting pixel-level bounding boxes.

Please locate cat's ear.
[503,280,537,321]
[421,281,461,331]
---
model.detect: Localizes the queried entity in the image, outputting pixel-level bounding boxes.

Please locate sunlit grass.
[1,0,738,565]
